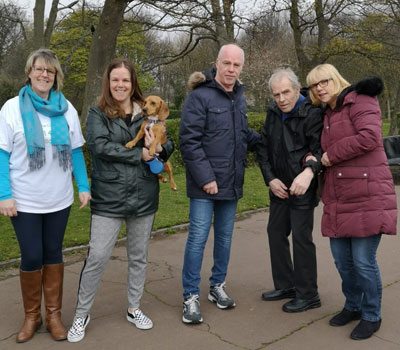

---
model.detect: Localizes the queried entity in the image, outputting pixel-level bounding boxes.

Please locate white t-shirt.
[0,96,85,213]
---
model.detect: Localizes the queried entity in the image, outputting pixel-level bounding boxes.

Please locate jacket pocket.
[209,158,231,188]
[207,107,231,130]
[91,170,119,182]
[335,167,369,202]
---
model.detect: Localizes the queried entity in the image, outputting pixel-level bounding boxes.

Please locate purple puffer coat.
[321,77,397,238]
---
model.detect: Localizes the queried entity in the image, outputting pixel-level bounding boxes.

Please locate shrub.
[168,109,182,119]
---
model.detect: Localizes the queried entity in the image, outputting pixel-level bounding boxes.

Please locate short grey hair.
[217,43,245,63]
[268,67,300,92]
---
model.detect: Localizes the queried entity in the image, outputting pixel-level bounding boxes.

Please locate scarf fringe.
[28,149,46,171]
[52,145,72,171]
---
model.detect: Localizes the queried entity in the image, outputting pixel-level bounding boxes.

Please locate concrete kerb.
[0,207,269,270]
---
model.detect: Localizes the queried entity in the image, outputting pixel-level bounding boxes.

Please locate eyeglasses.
[33,65,56,76]
[309,78,332,90]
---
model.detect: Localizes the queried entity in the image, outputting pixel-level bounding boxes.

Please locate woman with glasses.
[306,63,397,340]
[0,49,90,343]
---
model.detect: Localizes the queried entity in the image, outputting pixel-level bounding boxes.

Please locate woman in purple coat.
[306,64,397,340]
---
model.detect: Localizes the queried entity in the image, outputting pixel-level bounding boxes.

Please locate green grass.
[0,166,269,262]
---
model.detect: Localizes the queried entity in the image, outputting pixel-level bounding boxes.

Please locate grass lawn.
[0,166,269,262]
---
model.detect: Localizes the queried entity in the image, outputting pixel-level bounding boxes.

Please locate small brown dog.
[125,96,177,191]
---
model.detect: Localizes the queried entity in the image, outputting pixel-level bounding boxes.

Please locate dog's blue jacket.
[179,68,260,200]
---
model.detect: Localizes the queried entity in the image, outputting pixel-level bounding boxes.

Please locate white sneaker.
[126,309,153,330]
[67,315,90,343]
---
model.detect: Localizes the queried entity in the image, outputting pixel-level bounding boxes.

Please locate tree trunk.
[80,0,128,123]
[289,0,310,83]
[44,0,60,47]
[33,0,46,49]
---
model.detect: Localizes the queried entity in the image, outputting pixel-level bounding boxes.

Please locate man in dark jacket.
[179,44,260,324]
[258,68,323,313]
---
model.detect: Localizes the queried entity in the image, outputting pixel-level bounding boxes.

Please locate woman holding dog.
[0,49,90,343]
[67,58,174,342]
[306,64,397,340]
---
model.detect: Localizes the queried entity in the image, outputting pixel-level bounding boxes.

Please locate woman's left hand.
[78,192,91,209]
[322,152,332,167]
[144,128,162,153]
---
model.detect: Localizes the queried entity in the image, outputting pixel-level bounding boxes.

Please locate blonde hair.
[25,48,64,91]
[306,63,350,105]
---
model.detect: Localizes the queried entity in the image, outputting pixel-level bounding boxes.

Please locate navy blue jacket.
[179,69,260,200]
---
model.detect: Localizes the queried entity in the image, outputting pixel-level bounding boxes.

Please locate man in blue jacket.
[179,44,260,324]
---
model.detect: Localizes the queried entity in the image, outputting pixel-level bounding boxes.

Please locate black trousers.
[11,207,71,271]
[267,201,318,299]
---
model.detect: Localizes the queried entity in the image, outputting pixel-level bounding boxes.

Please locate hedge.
[82,112,266,171]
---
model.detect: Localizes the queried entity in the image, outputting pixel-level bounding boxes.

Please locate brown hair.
[25,48,64,91]
[98,58,144,118]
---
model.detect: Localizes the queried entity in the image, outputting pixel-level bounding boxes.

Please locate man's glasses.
[33,65,56,76]
[309,78,332,90]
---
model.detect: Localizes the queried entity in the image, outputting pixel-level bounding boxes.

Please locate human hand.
[142,147,154,161]
[0,198,17,217]
[79,192,91,209]
[202,181,218,194]
[305,155,317,162]
[269,178,288,199]
[322,152,331,167]
[144,128,162,153]
[290,168,313,196]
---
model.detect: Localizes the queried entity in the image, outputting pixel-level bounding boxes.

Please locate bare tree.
[81,0,129,122]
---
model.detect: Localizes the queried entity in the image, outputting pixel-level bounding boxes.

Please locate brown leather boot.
[43,263,67,341]
[16,269,43,343]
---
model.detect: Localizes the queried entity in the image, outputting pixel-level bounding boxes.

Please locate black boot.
[329,308,362,327]
[350,319,381,340]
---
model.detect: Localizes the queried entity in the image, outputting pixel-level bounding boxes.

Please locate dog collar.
[145,116,165,126]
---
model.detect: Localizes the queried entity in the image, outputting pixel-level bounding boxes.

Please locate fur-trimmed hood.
[187,67,215,91]
[336,76,383,108]
[187,67,244,92]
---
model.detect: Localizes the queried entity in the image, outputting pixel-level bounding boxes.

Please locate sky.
[17,0,53,17]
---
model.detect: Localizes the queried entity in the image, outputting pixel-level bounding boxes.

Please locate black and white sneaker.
[67,315,90,343]
[182,294,203,324]
[208,282,236,309]
[127,309,153,330]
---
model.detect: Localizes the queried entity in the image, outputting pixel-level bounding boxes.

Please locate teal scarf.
[19,85,71,171]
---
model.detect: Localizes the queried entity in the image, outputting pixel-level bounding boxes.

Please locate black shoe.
[329,308,362,327]
[282,294,321,313]
[261,288,296,301]
[350,319,381,340]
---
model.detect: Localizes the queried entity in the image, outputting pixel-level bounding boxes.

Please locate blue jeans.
[182,198,238,298]
[330,235,382,322]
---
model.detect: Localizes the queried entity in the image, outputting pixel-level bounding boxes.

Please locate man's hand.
[290,167,314,196]
[202,181,218,194]
[0,198,17,217]
[269,178,288,199]
[322,152,331,167]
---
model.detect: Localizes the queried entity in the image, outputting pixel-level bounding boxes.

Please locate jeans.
[182,198,238,299]
[330,234,382,322]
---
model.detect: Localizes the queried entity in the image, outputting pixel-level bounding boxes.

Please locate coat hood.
[336,76,383,108]
[187,67,216,91]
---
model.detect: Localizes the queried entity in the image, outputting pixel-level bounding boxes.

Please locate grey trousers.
[75,213,155,317]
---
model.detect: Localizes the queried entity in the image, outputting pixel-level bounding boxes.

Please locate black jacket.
[258,92,323,208]
[86,106,174,217]
[179,68,260,200]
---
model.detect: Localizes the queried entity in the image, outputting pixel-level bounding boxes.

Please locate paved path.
[0,189,399,350]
